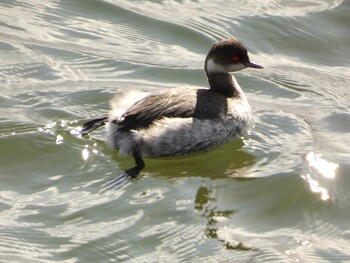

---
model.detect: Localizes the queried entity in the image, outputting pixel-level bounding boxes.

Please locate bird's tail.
[80,117,108,136]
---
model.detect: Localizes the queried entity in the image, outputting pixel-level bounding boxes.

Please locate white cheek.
[206,58,246,73]
[227,63,246,72]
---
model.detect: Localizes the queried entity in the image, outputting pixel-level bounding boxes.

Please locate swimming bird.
[81,38,263,176]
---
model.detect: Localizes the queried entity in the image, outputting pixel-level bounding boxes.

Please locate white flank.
[109,90,149,121]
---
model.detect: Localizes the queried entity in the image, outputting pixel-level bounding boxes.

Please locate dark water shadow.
[143,140,256,179]
[100,171,133,192]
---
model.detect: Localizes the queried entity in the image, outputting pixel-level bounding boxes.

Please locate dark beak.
[244,61,264,69]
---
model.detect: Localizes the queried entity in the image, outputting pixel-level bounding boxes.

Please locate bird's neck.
[206,71,242,98]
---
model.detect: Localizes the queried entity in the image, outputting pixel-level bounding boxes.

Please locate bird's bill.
[244,61,264,69]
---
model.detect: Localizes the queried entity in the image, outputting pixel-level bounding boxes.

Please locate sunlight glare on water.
[302,152,339,201]
[82,148,90,161]
[306,152,338,179]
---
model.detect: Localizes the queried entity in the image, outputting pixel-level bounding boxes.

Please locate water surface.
[1,0,350,262]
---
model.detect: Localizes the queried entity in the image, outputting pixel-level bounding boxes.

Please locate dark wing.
[80,116,108,136]
[114,88,228,131]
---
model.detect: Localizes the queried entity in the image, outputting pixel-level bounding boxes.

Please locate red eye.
[233,56,240,62]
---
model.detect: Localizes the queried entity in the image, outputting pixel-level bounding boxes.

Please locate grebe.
[81,38,263,176]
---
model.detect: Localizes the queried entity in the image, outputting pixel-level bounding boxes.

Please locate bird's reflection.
[194,184,256,251]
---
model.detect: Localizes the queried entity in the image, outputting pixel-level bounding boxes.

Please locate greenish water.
[1,0,350,262]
